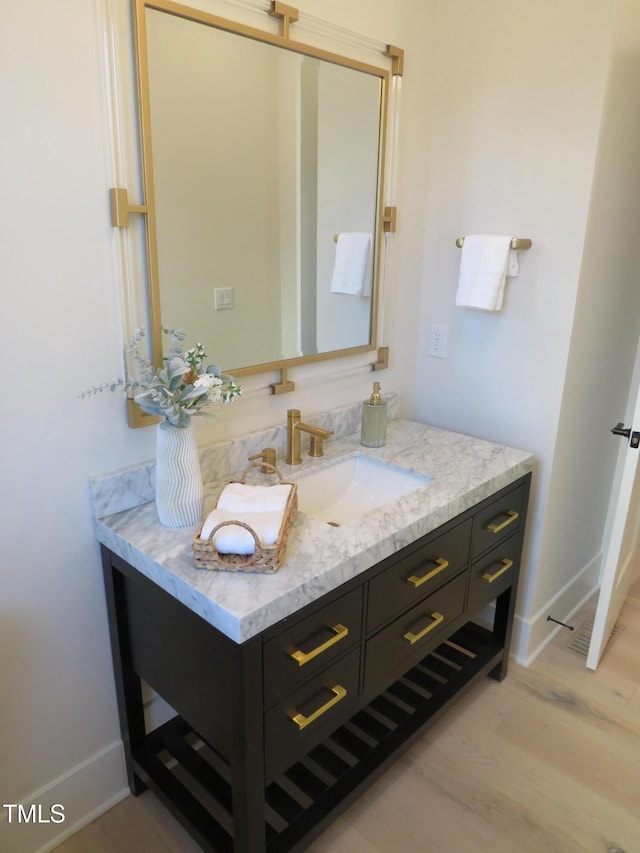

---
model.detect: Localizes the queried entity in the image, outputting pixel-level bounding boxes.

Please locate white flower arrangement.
[80,328,241,427]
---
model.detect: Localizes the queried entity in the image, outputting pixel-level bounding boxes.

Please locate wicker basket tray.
[193,462,297,573]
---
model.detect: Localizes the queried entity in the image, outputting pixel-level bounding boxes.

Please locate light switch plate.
[214,287,233,310]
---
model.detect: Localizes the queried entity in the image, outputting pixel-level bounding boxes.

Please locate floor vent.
[567,615,624,657]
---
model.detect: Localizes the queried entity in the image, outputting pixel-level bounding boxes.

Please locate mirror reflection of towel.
[331,232,372,296]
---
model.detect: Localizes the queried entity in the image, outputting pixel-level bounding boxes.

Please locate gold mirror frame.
[112,0,402,426]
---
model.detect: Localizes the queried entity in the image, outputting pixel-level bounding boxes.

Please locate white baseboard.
[0,741,129,853]
[510,552,601,667]
[0,686,178,852]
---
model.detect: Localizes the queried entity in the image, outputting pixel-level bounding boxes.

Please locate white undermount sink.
[294,453,432,525]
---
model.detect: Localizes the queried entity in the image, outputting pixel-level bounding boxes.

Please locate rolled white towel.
[217,482,292,514]
[200,508,284,555]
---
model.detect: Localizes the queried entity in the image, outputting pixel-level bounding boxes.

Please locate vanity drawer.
[367,519,472,632]
[264,647,360,776]
[472,484,525,558]
[364,570,466,690]
[467,534,520,613]
[263,587,363,708]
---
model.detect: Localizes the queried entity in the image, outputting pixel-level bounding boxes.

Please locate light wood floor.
[55,578,640,853]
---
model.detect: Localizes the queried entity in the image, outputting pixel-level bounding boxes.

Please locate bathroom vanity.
[94,418,533,852]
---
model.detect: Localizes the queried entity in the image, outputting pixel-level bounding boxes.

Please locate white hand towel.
[330,232,372,296]
[217,482,292,514]
[456,235,514,311]
[507,249,519,279]
[200,508,284,554]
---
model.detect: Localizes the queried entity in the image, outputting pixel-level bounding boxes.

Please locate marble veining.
[89,395,400,519]
[93,414,534,644]
[89,461,155,519]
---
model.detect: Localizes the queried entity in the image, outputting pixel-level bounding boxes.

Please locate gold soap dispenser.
[361,381,387,447]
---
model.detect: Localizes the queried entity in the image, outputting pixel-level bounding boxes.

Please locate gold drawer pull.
[407,558,449,588]
[487,510,519,533]
[482,558,513,583]
[291,685,347,730]
[403,612,444,645]
[290,624,349,666]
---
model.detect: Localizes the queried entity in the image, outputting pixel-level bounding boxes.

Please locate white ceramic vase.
[155,421,203,528]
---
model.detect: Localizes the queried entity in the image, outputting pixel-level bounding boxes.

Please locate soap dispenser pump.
[361,381,387,447]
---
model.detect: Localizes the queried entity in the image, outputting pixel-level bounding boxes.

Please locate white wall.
[0,1,408,850]
[1,2,163,849]
[408,0,640,661]
[387,2,439,397]
[532,0,640,640]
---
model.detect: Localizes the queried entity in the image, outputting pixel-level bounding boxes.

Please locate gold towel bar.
[456,237,532,250]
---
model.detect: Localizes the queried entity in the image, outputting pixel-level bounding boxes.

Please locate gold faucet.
[286,409,333,465]
[248,447,276,473]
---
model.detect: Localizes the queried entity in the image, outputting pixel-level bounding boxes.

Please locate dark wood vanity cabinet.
[102,473,530,852]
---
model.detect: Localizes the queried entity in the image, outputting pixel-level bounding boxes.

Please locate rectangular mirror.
[128,0,393,397]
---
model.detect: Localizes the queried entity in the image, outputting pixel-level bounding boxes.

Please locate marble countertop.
[94,419,534,643]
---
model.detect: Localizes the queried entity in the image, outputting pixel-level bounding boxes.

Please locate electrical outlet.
[428,323,448,358]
